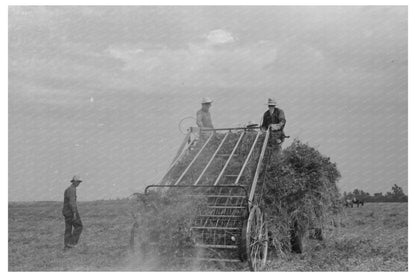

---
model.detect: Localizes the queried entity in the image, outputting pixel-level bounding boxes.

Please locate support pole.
[248,129,270,202]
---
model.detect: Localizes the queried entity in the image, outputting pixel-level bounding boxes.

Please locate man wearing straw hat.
[261,98,286,144]
[62,175,83,249]
[196,97,214,129]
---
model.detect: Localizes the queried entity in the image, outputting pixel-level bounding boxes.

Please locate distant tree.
[391,184,407,202]
[343,186,407,203]
[350,189,369,200]
[392,184,405,197]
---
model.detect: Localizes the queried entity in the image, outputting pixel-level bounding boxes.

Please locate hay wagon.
[130,126,284,271]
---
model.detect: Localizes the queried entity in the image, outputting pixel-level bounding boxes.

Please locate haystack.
[260,139,342,254]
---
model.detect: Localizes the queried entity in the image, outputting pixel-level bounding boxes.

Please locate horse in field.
[345,197,364,208]
[345,199,353,208]
[352,197,364,207]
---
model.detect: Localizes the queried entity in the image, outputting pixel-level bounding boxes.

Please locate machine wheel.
[245,206,268,271]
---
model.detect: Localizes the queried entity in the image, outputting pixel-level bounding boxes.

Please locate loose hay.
[260,139,342,254]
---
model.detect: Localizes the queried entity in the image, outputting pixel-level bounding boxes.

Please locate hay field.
[266,202,408,271]
[8,201,407,271]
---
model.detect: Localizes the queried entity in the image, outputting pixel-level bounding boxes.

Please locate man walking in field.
[62,175,83,249]
[196,97,214,129]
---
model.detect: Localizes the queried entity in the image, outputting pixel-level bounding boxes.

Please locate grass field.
[8,201,407,271]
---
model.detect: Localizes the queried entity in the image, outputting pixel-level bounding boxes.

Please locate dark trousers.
[64,213,83,246]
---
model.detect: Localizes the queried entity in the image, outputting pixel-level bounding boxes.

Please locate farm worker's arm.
[260,112,268,131]
[205,112,214,129]
[196,110,203,128]
[275,110,286,131]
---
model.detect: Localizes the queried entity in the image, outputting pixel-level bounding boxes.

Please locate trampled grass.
[8,201,407,271]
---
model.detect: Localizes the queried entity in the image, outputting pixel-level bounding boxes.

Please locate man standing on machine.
[261,98,287,156]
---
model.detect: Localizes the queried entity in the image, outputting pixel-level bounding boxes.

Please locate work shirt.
[261,108,286,131]
[196,109,214,129]
[62,185,78,216]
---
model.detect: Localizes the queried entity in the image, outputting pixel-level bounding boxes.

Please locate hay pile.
[259,139,342,254]
[129,189,208,269]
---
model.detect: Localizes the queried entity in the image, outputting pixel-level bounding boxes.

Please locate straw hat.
[267,98,277,106]
[70,175,82,183]
[201,97,213,104]
[246,121,258,128]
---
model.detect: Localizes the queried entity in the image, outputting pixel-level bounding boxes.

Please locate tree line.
[343,184,408,203]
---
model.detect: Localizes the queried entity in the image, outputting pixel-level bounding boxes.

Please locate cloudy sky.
[9,6,407,201]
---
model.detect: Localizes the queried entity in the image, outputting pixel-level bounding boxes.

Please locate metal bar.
[198,127,260,131]
[235,130,261,184]
[195,244,238,249]
[223,228,227,245]
[185,195,246,198]
[208,206,246,209]
[191,227,240,230]
[213,132,245,186]
[213,228,217,245]
[193,132,230,186]
[172,132,214,186]
[183,258,241,263]
[227,187,233,207]
[248,128,270,203]
[144,184,248,196]
[225,216,232,229]
[197,215,242,218]
[213,193,220,208]
[202,214,210,228]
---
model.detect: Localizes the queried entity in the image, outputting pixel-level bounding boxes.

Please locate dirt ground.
[8,201,407,271]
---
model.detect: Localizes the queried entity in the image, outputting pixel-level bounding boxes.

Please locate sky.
[8,6,407,201]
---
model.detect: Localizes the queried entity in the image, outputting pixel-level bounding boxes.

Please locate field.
[8,201,407,271]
